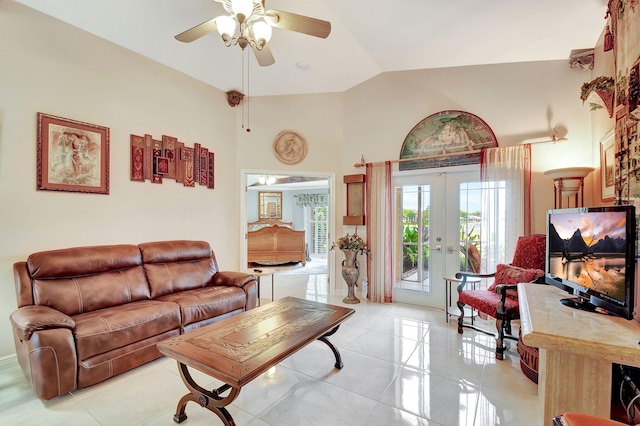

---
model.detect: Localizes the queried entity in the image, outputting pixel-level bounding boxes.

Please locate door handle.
[447,246,456,254]
[434,245,442,252]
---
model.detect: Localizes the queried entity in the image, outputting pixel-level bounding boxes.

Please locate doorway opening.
[243,171,334,278]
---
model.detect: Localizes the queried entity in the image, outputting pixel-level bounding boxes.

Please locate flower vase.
[341,249,361,304]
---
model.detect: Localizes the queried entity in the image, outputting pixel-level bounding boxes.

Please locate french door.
[392,167,481,309]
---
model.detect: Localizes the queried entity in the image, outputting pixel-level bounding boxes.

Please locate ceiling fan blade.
[175,18,218,43]
[252,44,276,67]
[264,10,331,39]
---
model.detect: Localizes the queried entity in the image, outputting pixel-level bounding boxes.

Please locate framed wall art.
[37,112,110,194]
[398,110,498,170]
[600,129,615,201]
[607,1,640,202]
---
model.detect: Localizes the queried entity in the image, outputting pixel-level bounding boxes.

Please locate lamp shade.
[544,167,594,197]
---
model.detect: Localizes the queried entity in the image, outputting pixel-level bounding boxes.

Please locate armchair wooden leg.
[495,316,506,360]
[456,300,465,334]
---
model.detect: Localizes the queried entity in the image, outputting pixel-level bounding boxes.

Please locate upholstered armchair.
[455,234,546,360]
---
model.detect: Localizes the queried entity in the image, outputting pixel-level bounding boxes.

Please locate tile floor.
[0,274,540,425]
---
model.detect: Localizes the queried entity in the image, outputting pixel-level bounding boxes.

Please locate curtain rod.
[354,149,483,168]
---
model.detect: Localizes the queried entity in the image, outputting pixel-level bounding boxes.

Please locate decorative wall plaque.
[273,130,308,165]
[130,134,214,189]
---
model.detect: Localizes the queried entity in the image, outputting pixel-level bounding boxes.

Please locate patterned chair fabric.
[511,234,546,270]
[455,234,546,361]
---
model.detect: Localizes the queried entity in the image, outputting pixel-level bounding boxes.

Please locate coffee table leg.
[173,362,241,425]
[318,326,344,369]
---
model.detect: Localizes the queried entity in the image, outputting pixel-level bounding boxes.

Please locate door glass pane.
[459,182,482,272]
[305,206,328,256]
[396,185,430,292]
[421,203,429,278]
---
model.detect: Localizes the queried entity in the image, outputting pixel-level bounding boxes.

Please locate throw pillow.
[511,234,546,270]
[487,264,545,298]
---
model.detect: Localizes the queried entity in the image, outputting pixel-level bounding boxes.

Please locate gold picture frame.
[258,191,282,219]
[600,129,615,202]
[37,113,110,194]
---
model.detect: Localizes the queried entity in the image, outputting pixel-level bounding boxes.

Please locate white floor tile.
[311,348,402,400]
[348,329,421,364]
[380,367,479,425]
[0,274,544,425]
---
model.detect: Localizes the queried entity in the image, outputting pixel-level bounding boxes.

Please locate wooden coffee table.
[157,297,355,425]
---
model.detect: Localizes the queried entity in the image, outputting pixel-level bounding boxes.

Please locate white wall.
[342,62,597,234]
[0,0,606,358]
[0,2,239,357]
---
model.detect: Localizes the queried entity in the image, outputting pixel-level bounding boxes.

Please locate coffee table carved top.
[190,298,334,362]
[157,297,354,387]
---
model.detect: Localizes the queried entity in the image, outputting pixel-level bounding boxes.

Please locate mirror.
[259,192,282,219]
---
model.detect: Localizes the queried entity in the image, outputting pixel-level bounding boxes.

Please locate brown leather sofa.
[10,240,258,400]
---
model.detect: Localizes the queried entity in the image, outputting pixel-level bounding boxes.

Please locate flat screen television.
[545,205,637,320]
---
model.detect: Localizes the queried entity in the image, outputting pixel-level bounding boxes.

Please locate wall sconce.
[544,167,594,208]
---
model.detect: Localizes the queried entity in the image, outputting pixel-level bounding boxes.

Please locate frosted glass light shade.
[252,20,272,43]
[231,0,254,21]
[216,15,237,38]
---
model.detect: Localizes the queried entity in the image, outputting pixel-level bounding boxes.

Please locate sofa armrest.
[213,271,259,310]
[10,305,75,341]
[11,306,78,400]
[213,271,257,288]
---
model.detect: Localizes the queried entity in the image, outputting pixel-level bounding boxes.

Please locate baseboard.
[0,353,18,370]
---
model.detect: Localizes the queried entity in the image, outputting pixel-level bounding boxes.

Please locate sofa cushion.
[78,329,178,389]
[140,240,219,299]
[74,300,180,361]
[28,245,150,316]
[158,286,247,327]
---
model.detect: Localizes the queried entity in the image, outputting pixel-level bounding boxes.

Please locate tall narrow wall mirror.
[259,191,282,219]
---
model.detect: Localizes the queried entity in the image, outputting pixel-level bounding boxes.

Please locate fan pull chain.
[246,51,250,132]
[241,50,245,131]
[240,49,251,132]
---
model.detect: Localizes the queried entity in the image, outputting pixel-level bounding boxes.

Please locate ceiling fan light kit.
[176,0,331,130]
[175,0,331,66]
[230,0,254,22]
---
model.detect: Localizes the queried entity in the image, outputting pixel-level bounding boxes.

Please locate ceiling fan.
[175,0,332,67]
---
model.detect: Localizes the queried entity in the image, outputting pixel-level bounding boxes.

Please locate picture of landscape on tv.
[548,211,627,302]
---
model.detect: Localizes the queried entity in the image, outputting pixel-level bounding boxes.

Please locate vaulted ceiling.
[16,0,609,97]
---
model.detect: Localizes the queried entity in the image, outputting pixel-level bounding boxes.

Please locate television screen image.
[548,210,627,301]
[546,205,636,319]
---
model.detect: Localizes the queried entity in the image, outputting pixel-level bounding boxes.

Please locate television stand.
[560,297,614,316]
[560,297,596,312]
[520,284,640,425]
